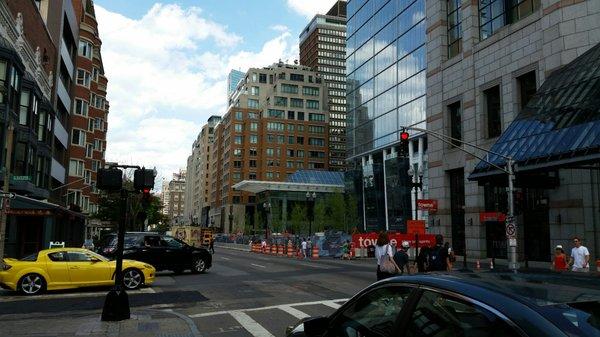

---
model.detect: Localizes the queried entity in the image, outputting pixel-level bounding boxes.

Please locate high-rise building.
[184,115,221,226]
[426,0,600,263]
[67,0,108,223]
[300,0,347,171]
[209,62,330,232]
[345,0,428,232]
[166,170,186,223]
[227,69,245,99]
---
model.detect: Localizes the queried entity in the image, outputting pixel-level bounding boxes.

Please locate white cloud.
[286,0,338,19]
[96,4,298,189]
[270,24,289,32]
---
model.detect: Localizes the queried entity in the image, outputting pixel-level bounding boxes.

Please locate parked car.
[0,248,155,295]
[287,272,600,337]
[98,232,212,274]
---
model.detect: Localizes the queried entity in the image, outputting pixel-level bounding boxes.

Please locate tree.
[270,200,283,233]
[314,198,327,233]
[328,193,346,231]
[345,194,360,232]
[290,203,306,234]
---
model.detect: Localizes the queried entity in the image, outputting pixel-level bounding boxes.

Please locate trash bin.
[367,245,375,258]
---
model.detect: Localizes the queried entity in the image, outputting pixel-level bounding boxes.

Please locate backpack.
[429,245,445,271]
[379,245,397,274]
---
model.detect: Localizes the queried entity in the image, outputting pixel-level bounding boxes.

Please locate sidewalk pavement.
[1,308,202,337]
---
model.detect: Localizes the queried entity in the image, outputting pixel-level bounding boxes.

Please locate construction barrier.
[271,245,277,255]
[311,245,319,260]
[350,243,355,259]
[287,243,294,257]
[278,245,284,256]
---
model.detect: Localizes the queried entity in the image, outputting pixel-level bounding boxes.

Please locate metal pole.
[0,123,14,266]
[507,159,518,272]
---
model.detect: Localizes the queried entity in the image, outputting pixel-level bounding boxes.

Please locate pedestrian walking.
[301,238,307,259]
[393,241,411,275]
[416,246,429,273]
[569,237,590,272]
[375,232,400,281]
[552,245,568,271]
[209,237,215,254]
[261,239,267,253]
[306,238,313,259]
[428,235,449,272]
[445,242,456,271]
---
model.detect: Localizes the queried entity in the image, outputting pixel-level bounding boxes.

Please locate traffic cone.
[278,244,284,256]
[476,260,481,270]
[311,245,319,260]
[287,242,293,258]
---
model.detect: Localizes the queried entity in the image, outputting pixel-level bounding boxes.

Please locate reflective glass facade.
[346,0,427,158]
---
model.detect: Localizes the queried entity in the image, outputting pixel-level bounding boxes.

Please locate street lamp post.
[263,202,271,239]
[306,191,316,237]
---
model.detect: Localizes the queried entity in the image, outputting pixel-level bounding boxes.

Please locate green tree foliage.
[345,194,360,231]
[290,203,306,234]
[328,193,346,231]
[313,198,327,232]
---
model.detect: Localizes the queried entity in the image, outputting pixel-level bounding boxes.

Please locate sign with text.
[479,212,506,223]
[417,199,438,212]
[407,220,426,235]
[352,232,436,249]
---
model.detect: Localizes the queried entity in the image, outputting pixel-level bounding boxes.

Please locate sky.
[94,0,339,188]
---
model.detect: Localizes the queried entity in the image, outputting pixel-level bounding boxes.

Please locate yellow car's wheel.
[18,273,46,296]
[122,268,144,290]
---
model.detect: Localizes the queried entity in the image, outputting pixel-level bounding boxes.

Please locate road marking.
[251,263,266,268]
[230,311,275,337]
[189,298,349,318]
[321,300,342,309]
[221,257,231,261]
[0,287,155,302]
[279,305,310,319]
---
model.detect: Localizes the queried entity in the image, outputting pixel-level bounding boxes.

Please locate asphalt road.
[0,248,377,337]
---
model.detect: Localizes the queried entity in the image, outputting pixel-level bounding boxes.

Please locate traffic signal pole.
[401,126,518,272]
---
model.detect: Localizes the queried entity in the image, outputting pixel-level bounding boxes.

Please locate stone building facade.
[426,0,600,264]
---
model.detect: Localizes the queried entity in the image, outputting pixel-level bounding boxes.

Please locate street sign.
[509,238,517,247]
[407,220,426,235]
[480,212,506,222]
[0,192,16,199]
[505,216,517,238]
[11,175,31,182]
[417,199,438,212]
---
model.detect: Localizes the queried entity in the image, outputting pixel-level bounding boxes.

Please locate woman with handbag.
[375,231,400,280]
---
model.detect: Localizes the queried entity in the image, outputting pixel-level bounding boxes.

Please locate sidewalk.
[1,308,202,337]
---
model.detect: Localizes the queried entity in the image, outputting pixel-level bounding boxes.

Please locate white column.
[382,149,389,230]
[418,137,425,220]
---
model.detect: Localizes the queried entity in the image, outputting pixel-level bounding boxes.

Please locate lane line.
[278,306,310,319]
[321,300,342,309]
[221,257,231,261]
[251,263,266,268]
[230,311,275,337]
[190,298,349,318]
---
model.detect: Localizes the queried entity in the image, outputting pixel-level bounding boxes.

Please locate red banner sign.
[407,220,426,235]
[417,199,438,212]
[479,212,506,222]
[352,232,436,249]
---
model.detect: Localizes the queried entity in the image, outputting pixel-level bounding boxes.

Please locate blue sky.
[94,0,338,187]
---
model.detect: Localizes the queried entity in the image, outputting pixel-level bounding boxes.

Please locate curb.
[214,243,250,252]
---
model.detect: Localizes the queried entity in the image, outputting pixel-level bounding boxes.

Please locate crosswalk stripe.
[278,305,310,319]
[321,300,342,309]
[230,311,275,337]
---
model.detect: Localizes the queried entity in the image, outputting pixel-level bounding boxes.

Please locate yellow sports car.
[0,248,155,295]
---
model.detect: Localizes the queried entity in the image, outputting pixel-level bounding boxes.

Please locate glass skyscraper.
[346,0,428,231]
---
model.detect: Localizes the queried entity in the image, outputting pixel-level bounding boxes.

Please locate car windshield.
[103,235,142,248]
[542,301,600,335]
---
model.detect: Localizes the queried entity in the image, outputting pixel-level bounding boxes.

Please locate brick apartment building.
[206,62,330,233]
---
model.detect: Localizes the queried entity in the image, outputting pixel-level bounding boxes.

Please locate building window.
[233,161,242,168]
[85,170,92,184]
[265,172,274,180]
[235,111,243,120]
[74,99,89,116]
[249,148,257,156]
[309,138,325,146]
[306,100,320,110]
[297,111,305,121]
[297,136,304,144]
[19,90,30,126]
[233,148,242,157]
[268,109,284,118]
[479,0,541,40]
[517,71,536,110]
[249,135,258,143]
[287,111,295,119]
[234,136,243,144]
[259,73,267,83]
[484,86,502,138]
[69,160,84,177]
[308,113,325,121]
[249,160,257,167]
[92,67,100,82]
[78,40,93,58]
[251,86,259,95]
[302,86,319,96]
[275,96,288,107]
[249,173,257,180]
[234,123,243,132]
[290,73,304,82]
[281,84,298,94]
[448,101,462,147]
[248,112,258,119]
[287,149,295,157]
[92,160,99,172]
[71,129,86,146]
[266,148,274,156]
[297,150,304,158]
[290,98,304,108]
[447,0,462,58]
[248,98,259,108]
[288,136,294,144]
[86,144,93,158]
[77,69,91,87]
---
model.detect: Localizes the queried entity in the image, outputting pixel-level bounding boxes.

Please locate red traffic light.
[400,132,409,140]
[142,188,151,194]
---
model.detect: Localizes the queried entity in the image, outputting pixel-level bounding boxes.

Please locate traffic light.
[399,130,410,157]
[133,168,156,191]
[97,168,123,191]
[139,187,151,221]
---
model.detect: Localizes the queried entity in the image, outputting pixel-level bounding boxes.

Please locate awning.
[469,42,600,181]
[232,180,344,194]
[7,195,85,218]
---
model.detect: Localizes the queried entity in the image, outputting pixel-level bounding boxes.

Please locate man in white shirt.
[569,236,590,272]
[301,239,307,259]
